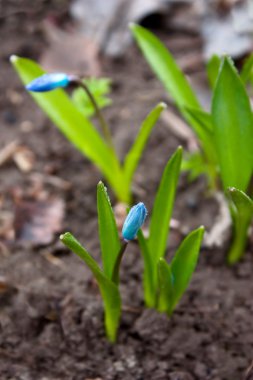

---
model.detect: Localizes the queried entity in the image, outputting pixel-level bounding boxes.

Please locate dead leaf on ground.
[0,141,19,167]
[0,141,35,172]
[41,21,101,76]
[13,146,35,172]
[14,197,65,245]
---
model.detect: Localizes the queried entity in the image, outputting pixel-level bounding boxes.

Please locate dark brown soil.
[1,2,253,380]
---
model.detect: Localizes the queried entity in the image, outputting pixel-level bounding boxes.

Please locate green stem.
[111,241,128,284]
[73,78,114,150]
[227,216,251,265]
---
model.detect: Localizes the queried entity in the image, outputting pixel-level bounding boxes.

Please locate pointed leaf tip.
[60,232,71,241]
[129,22,136,30]
[10,55,18,63]
[97,180,105,189]
[159,102,167,109]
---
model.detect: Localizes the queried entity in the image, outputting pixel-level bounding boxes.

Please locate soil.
[0,2,253,380]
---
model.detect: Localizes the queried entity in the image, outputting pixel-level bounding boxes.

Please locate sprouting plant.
[131,24,253,263]
[11,55,166,204]
[138,147,204,313]
[60,181,147,342]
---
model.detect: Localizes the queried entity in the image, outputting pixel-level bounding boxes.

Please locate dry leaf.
[13,146,35,172]
[0,140,19,167]
[14,197,65,245]
[41,21,101,76]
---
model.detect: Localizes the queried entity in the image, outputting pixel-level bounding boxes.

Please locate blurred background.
[1,1,253,380]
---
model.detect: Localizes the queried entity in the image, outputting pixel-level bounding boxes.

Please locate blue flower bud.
[122,202,147,241]
[26,73,70,92]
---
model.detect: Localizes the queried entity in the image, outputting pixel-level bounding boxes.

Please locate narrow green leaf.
[226,188,253,264]
[228,187,253,216]
[241,54,253,85]
[60,232,103,279]
[11,56,124,199]
[157,258,174,315]
[123,102,166,186]
[183,107,216,158]
[207,55,221,89]
[148,147,182,262]
[212,57,253,191]
[183,107,218,186]
[60,232,121,342]
[137,229,156,307]
[184,107,213,134]
[170,226,204,310]
[97,182,121,280]
[130,24,200,111]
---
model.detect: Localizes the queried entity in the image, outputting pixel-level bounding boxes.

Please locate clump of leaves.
[131,24,253,263]
[138,147,204,312]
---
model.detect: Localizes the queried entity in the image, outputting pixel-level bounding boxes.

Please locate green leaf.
[184,107,213,134]
[130,24,201,112]
[123,102,166,186]
[212,57,253,191]
[10,55,124,201]
[207,55,221,89]
[148,147,182,262]
[182,151,208,181]
[137,229,156,307]
[60,232,121,342]
[97,182,121,281]
[226,188,253,264]
[157,258,174,315]
[72,77,112,117]
[183,107,218,187]
[170,226,204,310]
[228,187,253,215]
[241,54,253,85]
[183,107,216,158]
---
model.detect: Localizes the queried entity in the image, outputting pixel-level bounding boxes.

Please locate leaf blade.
[148,147,182,262]
[241,53,253,85]
[226,188,253,264]
[60,232,121,342]
[157,258,174,315]
[212,57,253,191]
[130,24,201,111]
[227,187,253,216]
[97,182,121,280]
[207,54,221,90]
[170,226,204,310]
[123,102,166,186]
[137,229,156,307]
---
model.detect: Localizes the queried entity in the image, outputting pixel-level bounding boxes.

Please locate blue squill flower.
[26,73,71,92]
[122,202,147,241]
